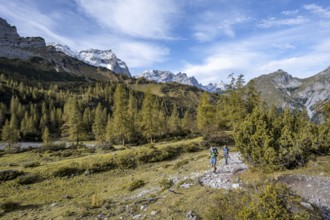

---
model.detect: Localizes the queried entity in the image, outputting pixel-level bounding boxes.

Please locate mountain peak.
[48,43,131,77]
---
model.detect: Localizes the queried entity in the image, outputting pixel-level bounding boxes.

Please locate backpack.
[210,147,218,157]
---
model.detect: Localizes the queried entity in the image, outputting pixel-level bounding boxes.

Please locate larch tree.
[112,84,129,145]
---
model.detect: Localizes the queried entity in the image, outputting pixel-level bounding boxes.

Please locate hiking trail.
[199,152,248,189]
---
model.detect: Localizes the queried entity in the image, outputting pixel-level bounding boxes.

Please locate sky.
[0,0,330,85]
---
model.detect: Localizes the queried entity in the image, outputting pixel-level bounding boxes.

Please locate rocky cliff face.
[0,18,46,59]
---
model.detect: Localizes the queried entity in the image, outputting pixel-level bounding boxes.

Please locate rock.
[232,183,240,189]
[50,203,58,207]
[132,214,142,219]
[300,202,314,210]
[150,211,158,215]
[186,210,200,220]
[140,205,147,211]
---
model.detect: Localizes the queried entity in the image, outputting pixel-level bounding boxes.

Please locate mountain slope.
[253,68,330,118]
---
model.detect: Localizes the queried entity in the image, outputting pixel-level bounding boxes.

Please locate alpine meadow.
[1,2,330,219]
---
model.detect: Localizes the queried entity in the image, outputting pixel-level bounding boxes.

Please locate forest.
[0,72,329,171]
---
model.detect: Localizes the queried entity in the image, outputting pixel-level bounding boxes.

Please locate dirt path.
[199,152,248,189]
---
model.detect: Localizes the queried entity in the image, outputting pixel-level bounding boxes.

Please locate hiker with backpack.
[209,146,219,173]
[223,145,229,165]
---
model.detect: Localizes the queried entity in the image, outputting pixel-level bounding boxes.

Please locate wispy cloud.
[75,0,179,40]
[304,4,330,18]
[282,10,299,16]
[0,1,73,44]
[192,11,249,42]
[258,16,308,28]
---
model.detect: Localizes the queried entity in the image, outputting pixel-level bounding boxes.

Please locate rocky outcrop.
[0,18,46,59]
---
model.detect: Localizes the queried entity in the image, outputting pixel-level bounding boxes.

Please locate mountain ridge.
[252,68,330,119]
[136,70,226,92]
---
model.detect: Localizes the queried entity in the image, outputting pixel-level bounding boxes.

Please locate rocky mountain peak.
[49,43,131,77]
[0,18,46,59]
[0,18,20,40]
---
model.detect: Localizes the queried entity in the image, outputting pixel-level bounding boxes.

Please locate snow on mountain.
[136,70,226,92]
[48,43,131,77]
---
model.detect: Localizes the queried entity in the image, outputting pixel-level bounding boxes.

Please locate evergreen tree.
[127,93,138,142]
[61,97,83,144]
[168,103,181,134]
[140,92,159,143]
[196,92,215,134]
[112,84,128,145]
[92,103,107,143]
[105,114,113,142]
[42,127,51,143]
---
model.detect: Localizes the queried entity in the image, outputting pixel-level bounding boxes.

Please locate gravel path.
[199,152,248,189]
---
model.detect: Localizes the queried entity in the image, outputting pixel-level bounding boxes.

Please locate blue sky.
[0,0,330,84]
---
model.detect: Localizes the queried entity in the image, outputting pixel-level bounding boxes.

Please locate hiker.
[223,145,229,165]
[209,146,218,173]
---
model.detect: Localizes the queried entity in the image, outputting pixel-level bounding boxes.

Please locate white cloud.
[0,2,73,44]
[304,4,330,18]
[192,11,249,42]
[182,21,330,84]
[116,41,170,68]
[282,10,299,16]
[75,0,178,39]
[258,16,308,28]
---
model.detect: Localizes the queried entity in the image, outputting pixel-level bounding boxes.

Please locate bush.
[0,170,24,181]
[159,178,174,189]
[128,179,145,191]
[52,166,84,177]
[23,161,40,168]
[39,143,66,152]
[17,173,42,185]
[205,183,317,220]
[173,159,190,170]
[0,202,21,213]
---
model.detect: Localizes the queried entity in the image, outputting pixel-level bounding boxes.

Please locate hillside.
[0,137,327,219]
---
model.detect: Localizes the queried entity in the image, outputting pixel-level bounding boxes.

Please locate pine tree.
[92,103,107,143]
[127,93,138,142]
[112,84,128,145]
[168,103,181,134]
[105,114,113,142]
[42,127,51,143]
[196,92,215,134]
[61,97,83,144]
[140,92,159,143]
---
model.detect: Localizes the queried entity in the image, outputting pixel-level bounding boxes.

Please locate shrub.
[0,202,21,213]
[159,178,174,189]
[39,143,66,152]
[0,170,24,181]
[17,173,42,185]
[173,159,190,170]
[52,166,84,177]
[128,179,145,191]
[205,183,317,220]
[23,161,40,168]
